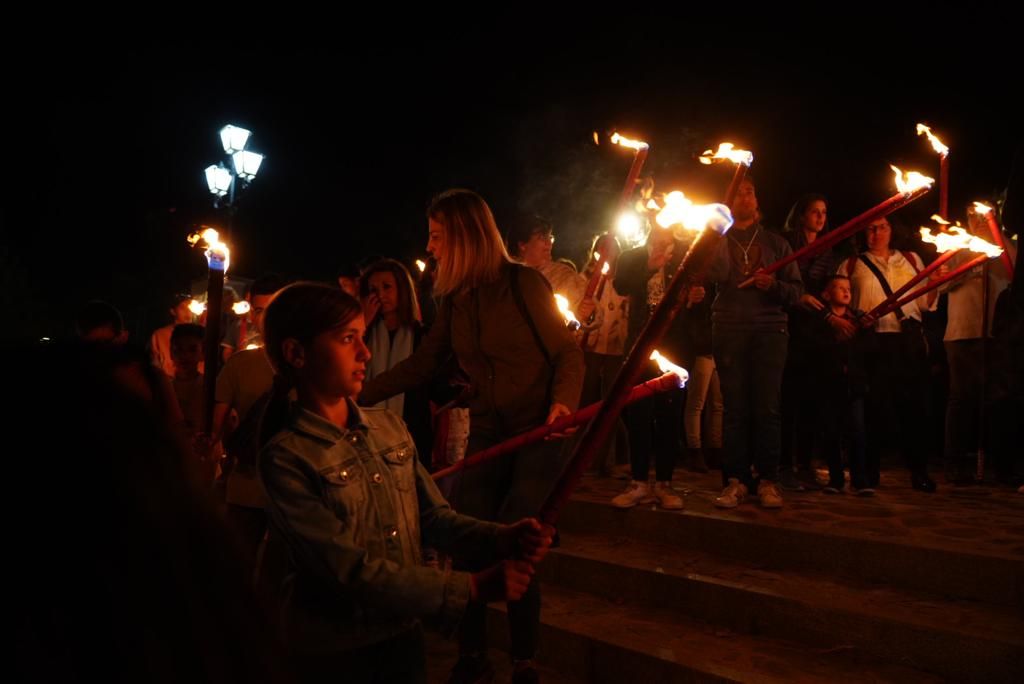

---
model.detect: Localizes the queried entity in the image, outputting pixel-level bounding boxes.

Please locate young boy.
[810,275,872,495]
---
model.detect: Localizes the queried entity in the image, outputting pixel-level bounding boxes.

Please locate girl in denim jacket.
[258,283,553,683]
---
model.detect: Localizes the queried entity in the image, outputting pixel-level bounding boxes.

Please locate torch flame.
[187,226,231,273]
[646,198,661,210]
[610,132,649,151]
[655,191,693,228]
[188,299,206,316]
[554,294,580,328]
[232,301,251,315]
[601,261,611,275]
[415,259,427,272]
[919,225,1003,258]
[245,343,262,351]
[656,190,734,236]
[916,123,949,156]
[650,350,689,388]
[930,214,951,226]
[616,212,646,247]
[699,142,753,166]
[972,202,993,215]
[890,165,935,195]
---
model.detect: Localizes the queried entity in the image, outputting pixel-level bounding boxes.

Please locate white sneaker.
[714,478,748,508]
[611,481,653,509]
[758,481,784,509]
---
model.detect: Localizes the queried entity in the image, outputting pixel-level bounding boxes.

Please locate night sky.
[5,31,1019,340]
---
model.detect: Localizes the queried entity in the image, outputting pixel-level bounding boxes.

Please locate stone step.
[487,585,947,684]
[538,532,1024,682]
[558,483,1024,608]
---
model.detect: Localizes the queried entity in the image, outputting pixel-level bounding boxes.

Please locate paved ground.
[582,466,1024,560]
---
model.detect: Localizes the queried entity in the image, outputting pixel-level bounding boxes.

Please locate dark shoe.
[798,470,823,491]
[823,481,845,494]
[686,447,709,473]
[448,654,495,684]
[851,486,876,497]
[511,662,540,684]
[778,469,806,492]
[911,473,937,493]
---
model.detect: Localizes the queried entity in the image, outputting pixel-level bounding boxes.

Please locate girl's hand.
[499,518,555,564]
[470,560,534,602]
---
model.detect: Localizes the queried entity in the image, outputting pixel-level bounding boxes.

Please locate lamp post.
[204,124,264,241]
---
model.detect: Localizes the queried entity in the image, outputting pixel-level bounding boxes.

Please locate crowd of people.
[25,179,1022,683]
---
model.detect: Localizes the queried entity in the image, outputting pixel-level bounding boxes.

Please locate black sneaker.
[911,473,937,493]
[823,482,845,494]
[511,663,540,684]
[448,654,495,684]
[778,469,806,492]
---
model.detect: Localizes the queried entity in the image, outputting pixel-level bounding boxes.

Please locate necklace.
[729,226,761,275]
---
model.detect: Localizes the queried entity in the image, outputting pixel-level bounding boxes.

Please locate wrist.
[495,525,516,557]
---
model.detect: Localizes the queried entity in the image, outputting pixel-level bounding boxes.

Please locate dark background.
[4,30,1018,340]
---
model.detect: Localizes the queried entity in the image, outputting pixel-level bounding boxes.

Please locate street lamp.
[232,150,263,181]
[219,124,251,155]
[204,124,264,236]
[204,165,233,197]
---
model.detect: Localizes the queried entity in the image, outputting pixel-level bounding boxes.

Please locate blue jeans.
[713,326,788,490]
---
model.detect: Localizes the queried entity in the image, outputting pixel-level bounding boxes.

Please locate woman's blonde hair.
[428,189,510,296]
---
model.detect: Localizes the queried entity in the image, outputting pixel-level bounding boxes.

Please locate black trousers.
[292,626,426,684]
[864,326,930,482]
[452,430,569,661]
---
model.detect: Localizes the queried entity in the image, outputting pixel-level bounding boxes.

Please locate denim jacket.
[260,400,502,655]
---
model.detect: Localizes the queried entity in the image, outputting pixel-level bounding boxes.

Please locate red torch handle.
[431,374,680,482]
[982,211,1015,281]
[939,154,949,220]
[617,146,649,212]
[863,249,961,321]
[868,253,990,322]
[724,163,749,209]
[202,266,225,435]
[759,187,931,277]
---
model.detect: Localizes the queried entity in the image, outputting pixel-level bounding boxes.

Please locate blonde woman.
[360,189,583,683]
